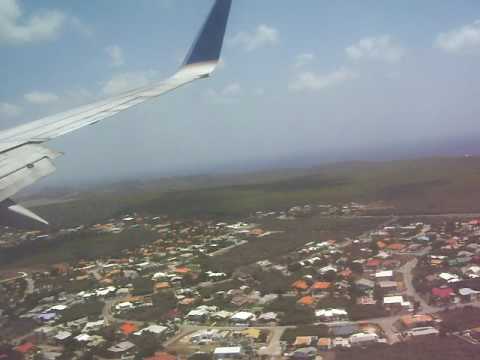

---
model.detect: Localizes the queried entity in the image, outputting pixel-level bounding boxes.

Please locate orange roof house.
[292,280,309,290]
[120,322,139,336]
[174,267,191,274]
[311,282,331,290]
[145,352,177,360]
[154,282,171,291]
[387,243,406,251]
[250,228,265,236]
[297,296,316,306]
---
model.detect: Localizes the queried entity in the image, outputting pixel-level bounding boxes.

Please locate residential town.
[2,203,480,359]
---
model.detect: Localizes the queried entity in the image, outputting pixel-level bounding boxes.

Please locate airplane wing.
[0,0,232,226]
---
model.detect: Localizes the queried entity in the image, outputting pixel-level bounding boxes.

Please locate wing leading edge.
[0,0,232,226]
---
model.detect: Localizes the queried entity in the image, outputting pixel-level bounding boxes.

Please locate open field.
[0,229,158,269]
[30,157,480,228]
[203,215,384,273]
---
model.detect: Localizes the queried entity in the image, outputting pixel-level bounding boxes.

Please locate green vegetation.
[203,216,384,273]
[60,301,104,322]
[30,157,480,228]
[0,229,157,269]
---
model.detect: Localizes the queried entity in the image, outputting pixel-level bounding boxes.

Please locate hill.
[32,156,480,227]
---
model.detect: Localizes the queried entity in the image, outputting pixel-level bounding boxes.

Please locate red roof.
[432,287,454,298]
[297,296,315,305]
[366,259,381,267]
[145,352,177,360]
[120,322,139,335]
[311,281,331,290]
[292,280,309,290]
[15,342,34,354]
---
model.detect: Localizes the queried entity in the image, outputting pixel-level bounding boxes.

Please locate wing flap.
[0,145,61,201]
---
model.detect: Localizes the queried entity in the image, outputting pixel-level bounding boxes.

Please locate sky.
[2,0,480,185]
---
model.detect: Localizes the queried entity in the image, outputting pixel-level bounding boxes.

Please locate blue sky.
[2,0,480,185]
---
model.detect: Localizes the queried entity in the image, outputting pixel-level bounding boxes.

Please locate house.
[317,337,332,350]
[366,259,382,269]
[257,312,279,323]
[355,278,375,291]
[406,327,439,337]
[145,352,177,360]
[383,296,411,311]
[291,347,317,359]
[292,280,310,292]
[431,287,455,303]
[330,323,359,337]
[53,330,72,343]
[400,314,434,329]
[332,337,351,349]
[211,310,233,321]
[378,280,399,293]
[315,308,348,322]
[108,341,136,355]
[458,288,480,302]
[213,346,243,359]
[293,337,314,347]
[186,308,210,323]
[82,320,105,333]
[134,325,168,337]
[374,270,394,280]
[120,322,139,336]
[230,311,256,324]
[297,296,316,306]
[349,332,378,346]
[311,282,331,295]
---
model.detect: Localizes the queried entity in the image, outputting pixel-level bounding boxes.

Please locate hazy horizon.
[3,0,480,187]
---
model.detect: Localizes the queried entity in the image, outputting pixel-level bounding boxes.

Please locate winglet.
[8,202,49,225]
[0,198,49,227]
[181,0,232,76]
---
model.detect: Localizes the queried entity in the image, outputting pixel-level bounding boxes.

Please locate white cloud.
[289,68,357,92]
[0,102,22,117]
[101,71,156,95]
[346,35,405,63]
[24,91,59,104]
[106,45,124,67]
[0,0,66,45]
[435,20,480,53]
[206,82,242,104]
[230,25,279,52]
[293,53,316,69]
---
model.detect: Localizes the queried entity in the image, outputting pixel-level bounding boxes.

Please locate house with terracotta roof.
[297,295,316,306]
[311,281,331,296]
[291,280,309,292]
[120,322,139,336]
[144,352,177,360]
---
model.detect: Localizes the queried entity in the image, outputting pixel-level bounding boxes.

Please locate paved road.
[24,275,35,296]
[258,326,289,358]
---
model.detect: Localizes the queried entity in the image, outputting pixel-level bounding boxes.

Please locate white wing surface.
[0,0,232,226]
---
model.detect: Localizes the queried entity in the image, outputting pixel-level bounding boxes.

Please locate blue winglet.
[183,0,232,67]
